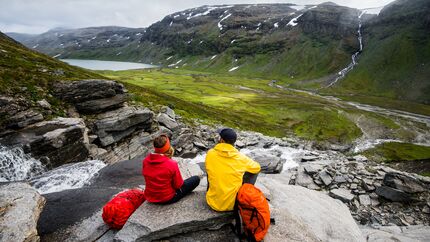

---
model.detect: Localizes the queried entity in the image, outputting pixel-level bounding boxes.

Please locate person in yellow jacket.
[205,128,261,211]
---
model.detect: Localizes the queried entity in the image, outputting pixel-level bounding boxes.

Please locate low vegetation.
[0,32,102,100]
[362,142,430,163]
[362,142,430,176]
[100,68,366,143]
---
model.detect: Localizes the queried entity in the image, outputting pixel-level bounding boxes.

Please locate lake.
[61,59,157,71]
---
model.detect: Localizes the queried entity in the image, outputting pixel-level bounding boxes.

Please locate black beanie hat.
[218,128,237,144]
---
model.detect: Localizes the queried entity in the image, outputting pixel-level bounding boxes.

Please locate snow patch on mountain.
[287,14,303,27]
[229,66,239,72]
[218,12,232,30]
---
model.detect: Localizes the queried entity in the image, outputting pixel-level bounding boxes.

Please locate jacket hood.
[144,153,171,163]
[213,143,239,158]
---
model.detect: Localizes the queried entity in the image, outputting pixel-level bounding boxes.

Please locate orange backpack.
[234,183,271,242]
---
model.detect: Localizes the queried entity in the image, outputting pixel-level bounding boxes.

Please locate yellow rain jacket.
[205,143,261,211]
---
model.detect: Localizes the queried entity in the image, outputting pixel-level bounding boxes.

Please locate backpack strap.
[233,198,242,237]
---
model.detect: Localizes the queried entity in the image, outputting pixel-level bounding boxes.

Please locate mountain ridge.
[6,0,430,104]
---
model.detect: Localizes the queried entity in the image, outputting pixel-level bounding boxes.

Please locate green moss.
[362,142,430,163]
[420,172,430,177]
[293,111,362,143]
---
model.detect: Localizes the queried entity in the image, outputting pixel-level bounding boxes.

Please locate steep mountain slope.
[330,0,430,104]
[0,31,102,126]
[141,3,361,84]
[10,3,361,84]
[8,26,147,62]
[5,32,37,43]
[0,31,101,94]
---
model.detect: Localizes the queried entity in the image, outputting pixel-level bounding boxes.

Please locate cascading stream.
[326,11,364,88]
[0,145,46,182]
[0,145,106,194]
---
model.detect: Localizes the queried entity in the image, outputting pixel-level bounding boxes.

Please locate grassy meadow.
[99,68,367,144]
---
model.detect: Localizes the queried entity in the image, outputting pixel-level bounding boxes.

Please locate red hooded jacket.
[142,153,184,203]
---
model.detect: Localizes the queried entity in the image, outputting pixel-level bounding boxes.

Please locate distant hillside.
[330,0,430,104]
[9,4,361,83]
[8,1,430,104]
[0,31,102,99]
[140,3,361,85]
[6,26,147,62]
[5,32,37,43]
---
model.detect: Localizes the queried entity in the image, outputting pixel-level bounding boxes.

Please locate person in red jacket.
[142,134,200,204]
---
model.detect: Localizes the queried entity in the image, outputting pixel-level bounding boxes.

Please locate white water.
[353,139,402,153]
[0,146,46,182]
[0,145,106,194]
[326,11,364,88]
[30,160,106,194]
[182,145,303,172]
[241,145,302,171]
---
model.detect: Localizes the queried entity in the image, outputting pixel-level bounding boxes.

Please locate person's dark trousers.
[243,172,258,185]
[206,172,259,191]
[164,176,200,204]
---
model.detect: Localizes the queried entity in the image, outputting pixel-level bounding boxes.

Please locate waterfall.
[325,11,364,88]
[0,145,46,182]
[0,145,106,194]
[30,160,106,194]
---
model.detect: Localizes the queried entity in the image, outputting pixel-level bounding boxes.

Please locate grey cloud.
[0,0,395,34]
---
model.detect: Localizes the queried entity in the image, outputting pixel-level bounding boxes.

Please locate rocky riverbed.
[1,79,429,241]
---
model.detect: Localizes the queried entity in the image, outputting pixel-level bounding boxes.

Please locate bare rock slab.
[157,113,179,130]
[95,106,153,147]
[319,170,333,186]
[259,178,365,242]
[114,191,233,242]
[329,188,355,202]
[303,163,323,175]
[375,186,414,202]
[245,151,286,174]
[295,166,315,188]
[0,117,89,168]
[0,182,46,242]
[361,225,430,242]
[53,79,127,114]
[383,172,427,194]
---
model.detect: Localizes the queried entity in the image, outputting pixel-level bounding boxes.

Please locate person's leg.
[243,172,258,185]
[166,176,200,204]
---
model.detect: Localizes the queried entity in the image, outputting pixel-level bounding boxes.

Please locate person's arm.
[172,162,184,190]
[243,155,261,174]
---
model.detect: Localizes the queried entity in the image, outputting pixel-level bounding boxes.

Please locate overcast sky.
[0,0,395,34]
